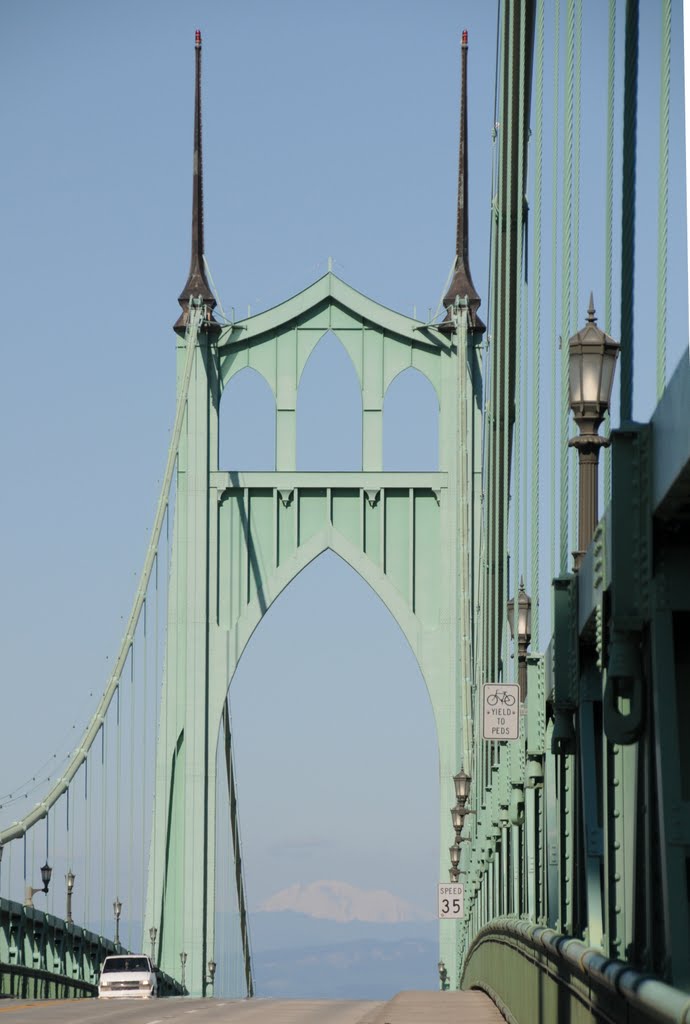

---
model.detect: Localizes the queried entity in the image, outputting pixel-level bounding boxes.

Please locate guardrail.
[462,917,690,1024]
[0,898,184,999]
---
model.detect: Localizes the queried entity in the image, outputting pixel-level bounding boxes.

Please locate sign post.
[482,683,520,741]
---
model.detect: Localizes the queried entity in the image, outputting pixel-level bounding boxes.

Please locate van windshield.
[102,957,150,973]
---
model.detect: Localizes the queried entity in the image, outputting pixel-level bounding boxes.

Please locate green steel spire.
[175,29,217,332]
[441,29,485,335]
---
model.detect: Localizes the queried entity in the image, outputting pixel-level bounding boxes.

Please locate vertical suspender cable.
[531,0,545,646]
[67,786,73,889]
[152,552,159,918]
[550,0,561,581]
[489,0,508,772]
[570,0,583,555]
[620,0,639,422]
[513,0,527,680]
[85,758,91,930]
[116,685,121,921]
[142,597,148,934]
[604,0,617,505]
[560,0,576,573]
[501,0,514,707]
[45,813,50,914]
[479,0,504,801]
[100,723,106,935]
[128,647,135,950]
[656,0,672,399]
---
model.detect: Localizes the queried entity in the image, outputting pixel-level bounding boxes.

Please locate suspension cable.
[531,0,545,646]
[656,0,671,399]
[604,0,617,505]
[560,0,576,574]
[550,0,561,582]
[0,305,204,847]
[620,0,639,422]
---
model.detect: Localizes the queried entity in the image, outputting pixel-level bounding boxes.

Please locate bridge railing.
[463,917,690,1024]
[0,897,184,999]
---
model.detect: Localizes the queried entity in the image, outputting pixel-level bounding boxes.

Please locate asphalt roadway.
[0,992,505,1023]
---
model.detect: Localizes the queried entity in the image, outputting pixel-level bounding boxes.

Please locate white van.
[98,954,158,999]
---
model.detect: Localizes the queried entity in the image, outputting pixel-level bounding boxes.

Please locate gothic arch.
[384,366,440,471]
[219,366,276,471]
[297,331,362,471]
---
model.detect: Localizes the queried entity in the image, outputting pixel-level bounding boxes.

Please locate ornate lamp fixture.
[24,862,52,907]
[507,579,532,701]
[113,898,122,946]
[568,296,620,569]
[449,767,474,880]
[65,870,75,925]
[453,768,472,807]
[449,848,460,882]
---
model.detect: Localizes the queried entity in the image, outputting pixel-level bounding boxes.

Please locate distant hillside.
[251,935,438,1000]
[217,882,440,999]
[248,909,438,953]
[258,880,433,924]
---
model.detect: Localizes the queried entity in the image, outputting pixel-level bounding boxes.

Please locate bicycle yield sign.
[482,683,520,740]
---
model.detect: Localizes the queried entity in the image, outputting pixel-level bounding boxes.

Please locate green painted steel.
[451,1,690,1019]
[463,919,690,1024]
[1,5,689,1018]
[144,271,484,996]
[0,896,183,999]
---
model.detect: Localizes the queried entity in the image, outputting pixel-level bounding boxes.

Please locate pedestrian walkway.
[366,990,505,1023]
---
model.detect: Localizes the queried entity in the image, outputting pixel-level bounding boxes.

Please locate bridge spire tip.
[439,25,484,335]
[175,28,217,332]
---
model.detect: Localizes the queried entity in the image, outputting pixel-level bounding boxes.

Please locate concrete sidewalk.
[365,990,505,1024]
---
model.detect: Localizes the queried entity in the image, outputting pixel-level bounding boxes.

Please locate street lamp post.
[65,871,75,925]
[206,959,217,991]
[149,926,158,965]
[568,296,620,570]
[507,579,532,701]
[180,951,187,992]
[24,862,52,907]
[113,899,122,946]
[438,959,448,990]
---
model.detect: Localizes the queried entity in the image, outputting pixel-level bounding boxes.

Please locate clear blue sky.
[0,0,687,927]
[0,0,503,918]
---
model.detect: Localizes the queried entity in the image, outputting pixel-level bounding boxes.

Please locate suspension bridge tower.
[144,29,485,997]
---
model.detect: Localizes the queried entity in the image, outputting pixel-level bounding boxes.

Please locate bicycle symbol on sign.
[486,689,516,708]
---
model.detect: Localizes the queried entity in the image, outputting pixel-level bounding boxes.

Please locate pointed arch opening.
[220,367,276,471]
[383,368,439,471]
[214,550,438,997]
[297,332,362,471]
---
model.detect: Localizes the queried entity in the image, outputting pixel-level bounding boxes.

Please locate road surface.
[0,991,505,1023]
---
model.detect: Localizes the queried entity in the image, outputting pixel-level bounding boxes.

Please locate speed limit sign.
[438,882,464,918]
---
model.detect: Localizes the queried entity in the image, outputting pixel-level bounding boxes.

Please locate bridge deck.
[367,990,505,1023]
[0,993,505,1023]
